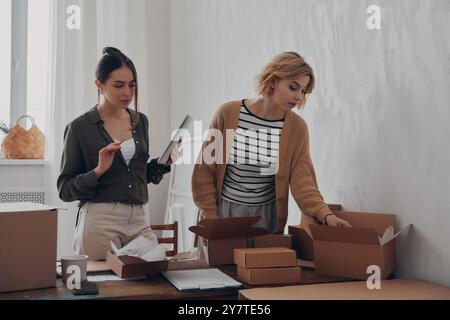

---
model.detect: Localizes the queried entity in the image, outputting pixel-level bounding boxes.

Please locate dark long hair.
[95,47,139,126]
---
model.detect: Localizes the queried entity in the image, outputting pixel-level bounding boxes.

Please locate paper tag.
[379,226,395,245]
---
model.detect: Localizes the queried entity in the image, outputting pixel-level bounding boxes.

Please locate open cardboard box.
[0,203,58,293]
[288,203,342,261]
[106,251,168,279]
[189,216,269,266]
[253,233,292,248]
[289,210,412,280]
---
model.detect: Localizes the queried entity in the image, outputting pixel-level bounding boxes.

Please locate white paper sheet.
[110,235,167,262]
[87,274,146,282]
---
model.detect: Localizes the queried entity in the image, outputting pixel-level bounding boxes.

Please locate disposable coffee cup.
[61,255,88,284]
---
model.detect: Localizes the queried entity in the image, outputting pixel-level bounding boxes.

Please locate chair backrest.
[151,221,178,257]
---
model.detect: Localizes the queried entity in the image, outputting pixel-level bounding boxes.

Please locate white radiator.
[0,188,45,204]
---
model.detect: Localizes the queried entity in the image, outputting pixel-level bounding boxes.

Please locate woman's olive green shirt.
[57,106,170,206]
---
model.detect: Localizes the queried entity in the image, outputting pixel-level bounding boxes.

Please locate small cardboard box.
[106,251,168,279]
[237,266,301,285]
[234,247,297,269]
[253,234,292,249]
[290,210,411,280]
[0,203,58,293]
[189,216,268,266]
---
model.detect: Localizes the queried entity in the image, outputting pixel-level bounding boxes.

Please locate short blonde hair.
[256,52,315,109]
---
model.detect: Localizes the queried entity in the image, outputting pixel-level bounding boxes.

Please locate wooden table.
[0,260,351,300]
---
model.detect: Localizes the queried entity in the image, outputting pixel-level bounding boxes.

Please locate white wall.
[143,0,172,225]
[171,0,450,286]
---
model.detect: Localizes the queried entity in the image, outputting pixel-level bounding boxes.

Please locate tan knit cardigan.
[191,100,332,232]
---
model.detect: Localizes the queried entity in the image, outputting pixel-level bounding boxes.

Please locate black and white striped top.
[221,100,285,205]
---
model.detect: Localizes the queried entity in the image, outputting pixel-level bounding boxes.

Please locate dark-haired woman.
[57,47,180,261]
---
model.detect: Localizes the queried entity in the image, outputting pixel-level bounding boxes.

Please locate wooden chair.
[151,222,178,257]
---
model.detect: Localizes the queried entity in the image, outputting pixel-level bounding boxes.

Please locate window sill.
[0,159,46,166]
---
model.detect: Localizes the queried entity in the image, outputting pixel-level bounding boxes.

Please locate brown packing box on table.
[234,247,297,269]
[234,247,300,285]
[204,234,293,266]
[106,251,168,279]
[288,203,341,260]
[297,258,315,270]
[239,279,450,300]
[203,238,248,266]
[289,210,412,280]
[253,234,292,248]
[0,203,58,293]
[237,266,301,285]
[289,224,315,260]
[189,216,268,266]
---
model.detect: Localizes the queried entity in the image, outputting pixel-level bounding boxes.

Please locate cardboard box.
[0,203,58,293]
[205,237,248,266]
[290,210,412,280]
[239,279,450,300]
[289,224,315,260]
[106,251,168,279]
[189,216,268,266]
[290,210,396,262]
[297,258,315,270]
[253,234,292,249]
[237,266,301,285]
[288,203,341,260]
[234,247,297,269]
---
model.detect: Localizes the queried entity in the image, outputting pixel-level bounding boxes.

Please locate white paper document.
[110,235,167,262]
[162,268,242,291]
[87,274,146,282]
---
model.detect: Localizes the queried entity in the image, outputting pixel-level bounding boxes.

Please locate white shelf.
[0,159,46,166]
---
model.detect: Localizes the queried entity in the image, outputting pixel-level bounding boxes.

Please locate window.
[0,0,50,138]
[27,0,50,133]
[0,0,12,134]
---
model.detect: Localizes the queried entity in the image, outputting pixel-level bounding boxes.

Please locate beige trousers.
[73,202,158,261]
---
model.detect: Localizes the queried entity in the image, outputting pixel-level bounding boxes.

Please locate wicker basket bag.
[1,115,45,159]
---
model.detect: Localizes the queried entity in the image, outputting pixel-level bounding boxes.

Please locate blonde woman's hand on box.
[326,214,352,228]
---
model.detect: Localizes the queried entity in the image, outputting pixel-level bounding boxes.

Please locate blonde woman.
[192,52,351,233]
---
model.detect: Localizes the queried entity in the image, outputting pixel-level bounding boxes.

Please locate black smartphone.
[72,281,99,296]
